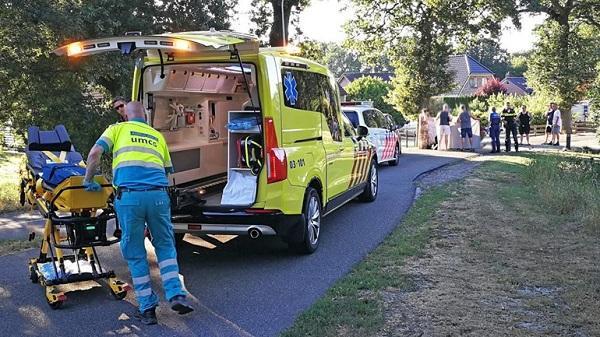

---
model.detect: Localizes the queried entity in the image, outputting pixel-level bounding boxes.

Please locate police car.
[342,102,401,166]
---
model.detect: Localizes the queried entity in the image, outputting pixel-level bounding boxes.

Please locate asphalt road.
[0,149,473,337]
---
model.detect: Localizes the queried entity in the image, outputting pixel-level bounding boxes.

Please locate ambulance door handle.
[338,147,344,152]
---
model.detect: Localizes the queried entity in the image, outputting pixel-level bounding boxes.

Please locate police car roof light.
[340,101,373,107]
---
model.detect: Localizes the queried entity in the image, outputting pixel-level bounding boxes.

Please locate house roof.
[445,54,494,96]
[501,76,533,94]
[338,72,394,85]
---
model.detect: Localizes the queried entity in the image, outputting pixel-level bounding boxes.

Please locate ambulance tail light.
[264,117,287,184]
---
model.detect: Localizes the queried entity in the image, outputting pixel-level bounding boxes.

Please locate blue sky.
[231,0,546,54]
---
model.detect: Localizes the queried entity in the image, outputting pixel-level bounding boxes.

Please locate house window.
[469,78,477,88]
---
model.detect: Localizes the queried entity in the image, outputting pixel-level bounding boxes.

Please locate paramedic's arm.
[84,144,104,183]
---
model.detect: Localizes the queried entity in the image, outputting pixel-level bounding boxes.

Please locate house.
[337,72,394,101]
[501,75,533,96]
[441,55,495,97]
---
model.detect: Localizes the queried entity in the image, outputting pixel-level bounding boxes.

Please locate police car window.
[282,69,341,141]
[363,110,379,128]
[374,110,388,129]
[343,111,359,128]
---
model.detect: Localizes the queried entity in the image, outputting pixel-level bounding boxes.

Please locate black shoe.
[134,307,158,325]
[553,142,560,146]
[169,295,194,315]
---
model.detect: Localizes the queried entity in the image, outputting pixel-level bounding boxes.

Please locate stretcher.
[19,125,130,309]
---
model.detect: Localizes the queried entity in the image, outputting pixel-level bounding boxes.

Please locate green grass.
[281,185,453,337]
[0,151,26,213]
[281,152,600,337]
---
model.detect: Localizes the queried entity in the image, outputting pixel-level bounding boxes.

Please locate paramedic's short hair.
[126,101,145,119]
[111,96,127,105]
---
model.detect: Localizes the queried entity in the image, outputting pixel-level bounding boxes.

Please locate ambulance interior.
[141,63,262,207]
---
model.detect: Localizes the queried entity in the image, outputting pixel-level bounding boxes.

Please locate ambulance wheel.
[29,266,39,284]
[359,159,378,202]
[290,187,321,254]
[389,143,400,166]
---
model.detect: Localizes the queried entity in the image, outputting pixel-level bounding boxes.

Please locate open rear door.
[53,31,259,57]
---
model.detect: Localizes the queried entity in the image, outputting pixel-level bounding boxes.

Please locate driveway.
[0,149,473,337]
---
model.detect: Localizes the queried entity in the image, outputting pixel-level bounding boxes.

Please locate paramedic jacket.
[95,118,173,189]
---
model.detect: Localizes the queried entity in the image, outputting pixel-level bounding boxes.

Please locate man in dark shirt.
[502,102,518,152]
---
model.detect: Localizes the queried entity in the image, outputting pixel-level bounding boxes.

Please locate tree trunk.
[269,0,292,47]
[557,7,573,140]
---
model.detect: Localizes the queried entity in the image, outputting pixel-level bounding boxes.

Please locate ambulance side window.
[281,68,341,142]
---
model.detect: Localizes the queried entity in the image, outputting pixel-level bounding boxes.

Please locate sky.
[231,0,546,54]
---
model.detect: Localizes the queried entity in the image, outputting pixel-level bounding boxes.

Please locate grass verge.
[281,184,453,337]
[282,152,600,337]
[0,151,26,213]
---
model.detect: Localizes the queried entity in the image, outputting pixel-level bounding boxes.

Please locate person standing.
[83,102,193,325]
[112,96,128,122]
[488,107,501,153]
[435,104,453,151]
[544,104,555,145]
[418,108,431,149]
[502,102,518,152]
[550,102,562,146]
[456,104,478,151]
[518,105,532,146]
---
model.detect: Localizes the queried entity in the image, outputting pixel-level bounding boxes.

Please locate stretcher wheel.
[29,266,39,284]
[110,288,128,300]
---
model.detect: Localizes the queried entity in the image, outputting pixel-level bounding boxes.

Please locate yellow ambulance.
[54,30,378,253]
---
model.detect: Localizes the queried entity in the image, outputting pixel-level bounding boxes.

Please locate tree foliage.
[0,0,234,154]
[525,21,600,133]
[344,76,405,125]
[516,0,600,134]
[347,0,517,118]
[298,40,365,78]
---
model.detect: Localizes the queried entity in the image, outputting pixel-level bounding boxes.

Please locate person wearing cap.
[82,101,193,325]
[502,102,518,152]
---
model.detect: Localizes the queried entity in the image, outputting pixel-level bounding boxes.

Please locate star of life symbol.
[283,72,298,106]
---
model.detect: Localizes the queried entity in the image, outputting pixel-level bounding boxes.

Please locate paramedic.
[82,101,193,325]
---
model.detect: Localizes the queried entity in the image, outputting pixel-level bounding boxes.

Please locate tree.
[347,0,517,118]
[344,76,405,125]
[475,77,508,97]
[249,0,310,47]
[157,0,235,32]
[0,1,236,154]
[508,52,530,76]
[525,21,600,142]
[298,41,363,77]
[515,0,600,147]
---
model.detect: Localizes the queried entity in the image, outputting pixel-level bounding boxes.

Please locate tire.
[289,187,322,254]
[388,143,400,166]
[359,159,378,202]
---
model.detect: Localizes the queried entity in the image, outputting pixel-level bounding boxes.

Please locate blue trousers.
[490,126,500,152]
[114,189,186,312]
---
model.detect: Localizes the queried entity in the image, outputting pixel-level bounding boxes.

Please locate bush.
[475,77,507,96]
[525,154,600,229]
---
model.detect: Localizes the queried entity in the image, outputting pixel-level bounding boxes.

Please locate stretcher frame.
[21,152,131,309]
